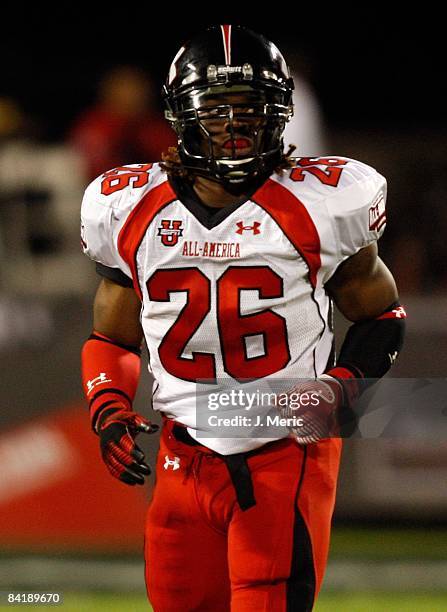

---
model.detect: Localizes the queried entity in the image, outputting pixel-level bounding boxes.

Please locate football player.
[81,25,405,611]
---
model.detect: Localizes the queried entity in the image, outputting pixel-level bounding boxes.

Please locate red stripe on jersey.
[252,179,321,287]
[221,24,232,64]
[117,180,176,300]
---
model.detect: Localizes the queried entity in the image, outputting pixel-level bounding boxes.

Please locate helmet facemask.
[165,83,293,189]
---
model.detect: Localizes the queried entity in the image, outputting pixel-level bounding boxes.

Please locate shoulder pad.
[322,157,387,258]
[276,156,387,260]
[282,156,382,195]
[80,163,166,272]
[84,163,165,208]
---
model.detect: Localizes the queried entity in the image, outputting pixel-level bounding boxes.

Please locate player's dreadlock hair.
[160,147,191,180]
[160,144,297,182]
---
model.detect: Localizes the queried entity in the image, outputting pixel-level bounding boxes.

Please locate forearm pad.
[328,302,406,381]
[323,303,406,431]
[81,331,141,431]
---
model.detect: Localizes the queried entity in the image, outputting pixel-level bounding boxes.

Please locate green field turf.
[2,591,447,611]
[3,526,445,562]
[1,528,446,610]
[330,527,447,560]
[315,592,447,611]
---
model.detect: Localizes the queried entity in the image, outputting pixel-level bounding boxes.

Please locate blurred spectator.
[0,97,60,258]
[284,70,328,157]
[0,96,88,297]
[69,66,176,180]
[281,47,329,157]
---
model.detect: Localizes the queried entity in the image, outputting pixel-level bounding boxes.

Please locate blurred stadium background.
[1,13,446,611]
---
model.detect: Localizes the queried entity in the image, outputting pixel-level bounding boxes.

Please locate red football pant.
[145,421,342,612]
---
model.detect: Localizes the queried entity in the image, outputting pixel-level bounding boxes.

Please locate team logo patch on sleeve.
[157,220,184,246]
[369,194,386,231]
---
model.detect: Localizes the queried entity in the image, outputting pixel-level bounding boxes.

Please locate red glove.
[277,375,345,444]
[96,406,159,486]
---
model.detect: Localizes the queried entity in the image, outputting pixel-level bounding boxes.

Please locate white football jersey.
[81,157,386,453]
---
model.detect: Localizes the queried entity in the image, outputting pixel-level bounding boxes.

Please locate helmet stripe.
[220,24,232,65]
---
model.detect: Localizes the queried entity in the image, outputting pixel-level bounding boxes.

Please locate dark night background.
[2,14,445,140]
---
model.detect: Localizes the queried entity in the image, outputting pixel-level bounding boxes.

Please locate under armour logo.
[389,351,399,365]
[236,221,261,235]
[392,306,407,318]
[86,373,112,395]
[377,305,407,321]
[163,455,181,470]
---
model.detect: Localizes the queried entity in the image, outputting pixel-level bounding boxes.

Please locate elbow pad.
[81,331,141,431]
[330,302,406,380]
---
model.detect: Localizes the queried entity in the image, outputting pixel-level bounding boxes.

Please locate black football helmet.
[163,25,294,186]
